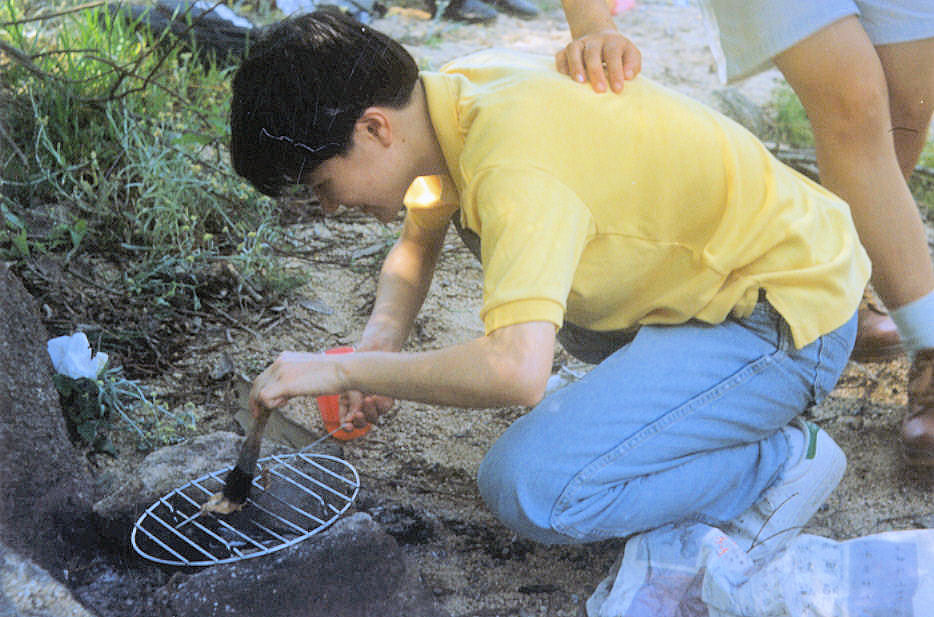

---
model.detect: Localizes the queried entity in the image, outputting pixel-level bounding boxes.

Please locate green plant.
[919,137,934,170]
[1,0,281,272]
[767,84,813,148]
[911,140,934,216]
[0,201,30,257]
[54,364,196,453]
[1,1,301,377]
[54,374,113,453]
[97,365,197,449]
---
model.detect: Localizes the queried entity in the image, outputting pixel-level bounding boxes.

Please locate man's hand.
[341,390,394,428]
[248,350,395,432]
[556,29,641,93]
[249,351,344,418]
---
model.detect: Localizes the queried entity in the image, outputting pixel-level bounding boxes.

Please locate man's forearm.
[358,219,446,352]
[341,322,556,409]
[249,321,556,415]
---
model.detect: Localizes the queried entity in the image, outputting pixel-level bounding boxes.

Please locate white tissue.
[47,332,109,380]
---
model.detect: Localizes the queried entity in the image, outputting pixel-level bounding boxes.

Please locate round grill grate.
[131,451,360,567]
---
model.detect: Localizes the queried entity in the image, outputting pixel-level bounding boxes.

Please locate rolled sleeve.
[467,168,595,334]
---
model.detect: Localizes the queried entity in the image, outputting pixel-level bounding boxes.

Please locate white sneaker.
[724,419,846,554]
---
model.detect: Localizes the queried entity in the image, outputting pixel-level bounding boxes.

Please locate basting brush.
[202,407,270,514]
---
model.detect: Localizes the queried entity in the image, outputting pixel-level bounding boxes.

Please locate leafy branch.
[1,0,235,104]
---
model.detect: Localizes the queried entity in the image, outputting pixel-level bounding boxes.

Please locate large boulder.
[0,264,96,574]
[0,541,96,617]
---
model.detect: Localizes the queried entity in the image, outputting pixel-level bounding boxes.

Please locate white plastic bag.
[588,523,934,617]
[47,332,108,380]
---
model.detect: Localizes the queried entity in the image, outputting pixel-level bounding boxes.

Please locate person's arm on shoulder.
[556,0,642,93]
[248,320,556,421]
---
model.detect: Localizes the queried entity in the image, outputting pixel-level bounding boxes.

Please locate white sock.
[890,290,934,354]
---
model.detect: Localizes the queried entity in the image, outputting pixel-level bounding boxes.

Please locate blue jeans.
[477,299,857,544]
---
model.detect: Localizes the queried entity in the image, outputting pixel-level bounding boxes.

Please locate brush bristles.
[222,465,253,503]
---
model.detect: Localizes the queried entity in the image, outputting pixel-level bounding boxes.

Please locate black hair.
[229,9,419,197]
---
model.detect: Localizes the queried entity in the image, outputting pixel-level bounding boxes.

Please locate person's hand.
[341,390,395,429]
[249,351,343,418]
[555,29,642,93]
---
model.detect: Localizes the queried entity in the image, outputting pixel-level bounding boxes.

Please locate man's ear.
[356,107,393,147]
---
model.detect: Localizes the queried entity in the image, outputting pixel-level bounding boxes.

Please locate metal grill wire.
[131,451,360,566]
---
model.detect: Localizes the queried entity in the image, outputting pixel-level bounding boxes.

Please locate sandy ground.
[153,2,934,616]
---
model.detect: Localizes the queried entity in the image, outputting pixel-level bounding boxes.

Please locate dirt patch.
[75,3,934,616]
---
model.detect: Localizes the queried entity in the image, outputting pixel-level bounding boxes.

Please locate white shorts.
[697,0,934,83]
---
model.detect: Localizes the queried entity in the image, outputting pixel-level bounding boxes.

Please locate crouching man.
[230,9,867,562]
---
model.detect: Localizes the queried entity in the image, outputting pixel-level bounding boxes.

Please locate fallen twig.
[207,301,265,342]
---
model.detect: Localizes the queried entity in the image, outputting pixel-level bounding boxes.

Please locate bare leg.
[773,17,934,310]
[875,37,934,182]
[875,36,934,464]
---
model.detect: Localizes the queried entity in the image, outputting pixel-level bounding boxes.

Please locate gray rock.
[712,87,772,140]
[162,513,449,617]
[0,264,95,575]
[94,431,290,544]
[94,431,244,517]
[0,542,96,617]
[136,431,245,495]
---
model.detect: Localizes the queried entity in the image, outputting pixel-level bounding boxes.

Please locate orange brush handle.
[317,347,371,441]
